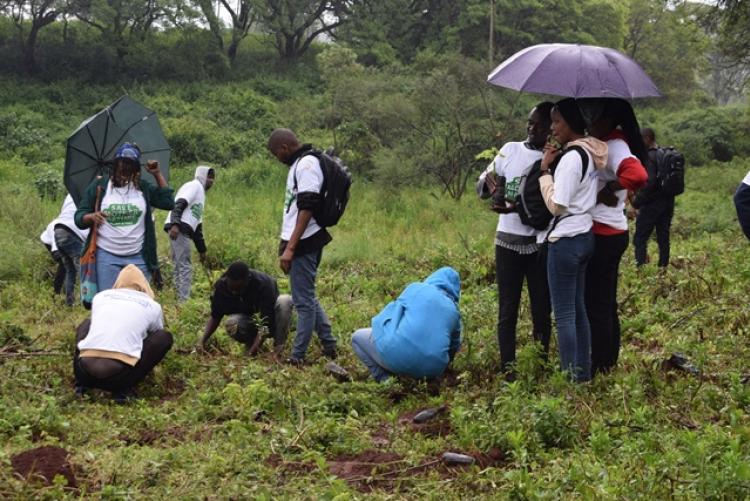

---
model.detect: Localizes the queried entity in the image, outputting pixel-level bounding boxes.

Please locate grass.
[0,157,749,499]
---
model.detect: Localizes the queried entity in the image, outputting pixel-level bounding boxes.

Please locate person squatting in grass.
[48,194,90,306]
[267,128,338,366]
[631,128,676,268]
[164,165,215,302]
[476,101,553,381]
[539,98,607,383]
[578,98,648,376]
[198,261,293,357]
[75,143,175,292]
[351,267,462,383]
[73,265,173,403]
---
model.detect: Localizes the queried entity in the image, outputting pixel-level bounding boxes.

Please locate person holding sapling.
[75,143,174,292]
[164,165,215,302]
[198,261,293,357]
[476,102,554,381]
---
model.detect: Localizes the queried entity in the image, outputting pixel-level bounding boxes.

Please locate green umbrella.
[64,95,171,204]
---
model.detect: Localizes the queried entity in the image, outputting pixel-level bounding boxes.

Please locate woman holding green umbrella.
[75,143,174,292]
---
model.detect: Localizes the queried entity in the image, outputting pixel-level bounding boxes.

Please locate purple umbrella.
[488,43,661,99]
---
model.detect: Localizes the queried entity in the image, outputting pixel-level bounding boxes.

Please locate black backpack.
[656,147,685,196]
[295,149,352,227]
[515,146,589,230]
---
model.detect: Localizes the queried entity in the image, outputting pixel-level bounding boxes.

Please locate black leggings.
[585,232,628,375]
[73,319,173,393]
[495,245,552,371]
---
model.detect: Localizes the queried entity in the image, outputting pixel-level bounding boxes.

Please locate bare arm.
[279,209,313,274]
[199,316,221,348]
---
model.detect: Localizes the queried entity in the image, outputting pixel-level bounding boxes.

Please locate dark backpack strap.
[564,145,589,181]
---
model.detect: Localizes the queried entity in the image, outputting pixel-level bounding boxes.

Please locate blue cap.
[114,143,141,163]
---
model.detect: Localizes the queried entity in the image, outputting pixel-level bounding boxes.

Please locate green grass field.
[1,157,749,499]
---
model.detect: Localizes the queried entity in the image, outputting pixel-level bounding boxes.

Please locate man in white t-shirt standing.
[268,128,337,365]
[164,165,216,302]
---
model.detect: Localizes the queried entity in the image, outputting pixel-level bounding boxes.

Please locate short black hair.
[641,127,656,141]
[533,101,555,121]
[226,261,250,281]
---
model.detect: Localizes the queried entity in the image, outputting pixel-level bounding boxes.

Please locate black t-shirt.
[210,269,280,336]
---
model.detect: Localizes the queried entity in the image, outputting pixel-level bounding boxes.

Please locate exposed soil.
[327,450,406,492]
[265,453,317,482]
[11,446,78,489]
[158,378,187,403]
[398,407,453,438]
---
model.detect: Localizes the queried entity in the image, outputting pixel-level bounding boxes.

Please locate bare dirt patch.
[11,446,78,489]
[117,425,191,446]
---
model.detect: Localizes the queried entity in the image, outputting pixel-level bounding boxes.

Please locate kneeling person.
[74,265,173,402]
[351,267,462,382]
[199,261,293,356]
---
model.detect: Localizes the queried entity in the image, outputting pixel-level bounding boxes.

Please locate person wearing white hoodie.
[164,166,215,302]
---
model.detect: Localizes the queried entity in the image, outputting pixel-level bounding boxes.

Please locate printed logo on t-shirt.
[191,203,204,220]
[284,187,295,212]
[506,176,521,199]
[105,203,143,227]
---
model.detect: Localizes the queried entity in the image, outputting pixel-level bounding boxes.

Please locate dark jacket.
[210,270,280,338]
[74,175,175,272]
[633,147,671,209]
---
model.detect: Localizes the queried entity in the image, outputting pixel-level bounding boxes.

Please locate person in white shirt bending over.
[73,265,173,403]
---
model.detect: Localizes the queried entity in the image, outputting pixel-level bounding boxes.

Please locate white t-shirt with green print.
[98,181,147,256]
[480,142,543,237]
[164,179,205,232]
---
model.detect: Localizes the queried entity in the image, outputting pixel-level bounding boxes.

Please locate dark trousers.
[496,245,552,371]
[44,243,66,295]
[73,319,173,393]
[633,197,674,267]
[586,232,628,375]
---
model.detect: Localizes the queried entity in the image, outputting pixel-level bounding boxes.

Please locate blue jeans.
[547,231,594,382]
[54,227,84,306]
[289,250,336,360]
[96,248,150,292]
[351,328,392,383]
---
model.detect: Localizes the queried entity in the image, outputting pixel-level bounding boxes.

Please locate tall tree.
[714,0,750,68]
[195,0,256,64]
[2,0,62,75]
[253,0,354,59]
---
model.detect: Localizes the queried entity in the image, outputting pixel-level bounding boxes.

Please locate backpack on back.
[296,149,352,227]
[515,146,589,230]
[656,147,685,196]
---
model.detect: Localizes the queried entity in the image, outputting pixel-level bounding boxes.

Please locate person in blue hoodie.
[350,267,462,382]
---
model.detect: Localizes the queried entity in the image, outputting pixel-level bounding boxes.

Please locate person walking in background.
[579,99,648,375]
[351,267,462,383]
[539,98,607,383]
[267,128,338,365]
[75,143,174,292]
[734,169,750,241]
[198,261,293,357]
[52,194,90,306]
[164,165,215,302]
[476,102,553,380]
[40,219,66,297]
[632,128,677,269]
[73,265,173,403]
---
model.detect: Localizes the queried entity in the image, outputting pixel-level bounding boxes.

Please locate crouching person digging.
[73,265,173,403]
[198,261,293,357]
[351,267,462,383]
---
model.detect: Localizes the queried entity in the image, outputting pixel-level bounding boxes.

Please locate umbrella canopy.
[64,96,170,204]
[487,43,661,99]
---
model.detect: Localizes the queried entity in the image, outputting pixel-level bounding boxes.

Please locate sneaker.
[325,361,351,382]
[285,357,304,367]
[112,389,136,404]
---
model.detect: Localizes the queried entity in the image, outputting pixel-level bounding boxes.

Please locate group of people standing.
[477,97,674,383]
[41,94,683,400]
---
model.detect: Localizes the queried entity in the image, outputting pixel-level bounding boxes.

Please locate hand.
[626,206,638,220]
[279,248,294,275]
[84,211,108,226]
[195,340,207,354]
[146,160,160,176]
[541,143,561,171]
[485,172,498,194]
[168,224,180,240]
[597,187,619,207]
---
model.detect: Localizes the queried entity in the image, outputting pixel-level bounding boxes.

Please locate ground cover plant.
[1,137,749,497]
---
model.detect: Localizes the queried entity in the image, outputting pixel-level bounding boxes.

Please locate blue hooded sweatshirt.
[371,267,462,379]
